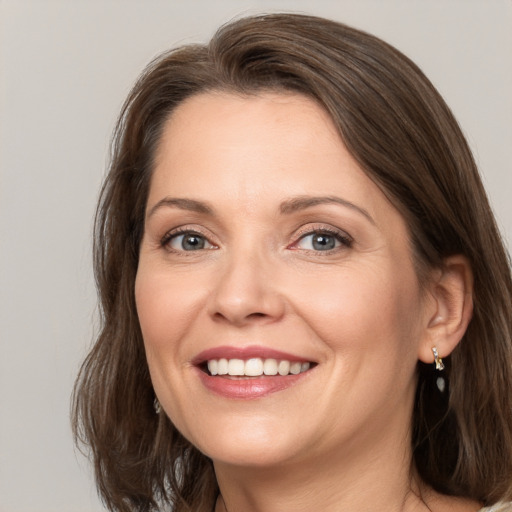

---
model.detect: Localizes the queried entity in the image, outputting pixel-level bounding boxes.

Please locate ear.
[418,255,474,364]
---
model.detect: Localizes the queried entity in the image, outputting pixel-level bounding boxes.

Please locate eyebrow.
[147,195,375,224]
[147,197,214,219]
[280,195,375,224]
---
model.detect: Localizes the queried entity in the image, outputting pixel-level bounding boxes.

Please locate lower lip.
[196,368,310,399]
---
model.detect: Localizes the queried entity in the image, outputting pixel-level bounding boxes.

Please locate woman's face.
[135,92,433,469]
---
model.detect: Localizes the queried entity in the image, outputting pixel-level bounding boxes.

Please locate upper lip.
[192,345,315,366]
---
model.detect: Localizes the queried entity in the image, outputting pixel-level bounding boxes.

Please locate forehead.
[155,91,342,169]
[148,92,405,231]
[152,92,366,198]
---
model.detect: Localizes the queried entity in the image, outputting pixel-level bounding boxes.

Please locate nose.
[209,250,285,327]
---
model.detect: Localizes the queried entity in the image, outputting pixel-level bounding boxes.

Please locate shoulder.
[479,504,512,512]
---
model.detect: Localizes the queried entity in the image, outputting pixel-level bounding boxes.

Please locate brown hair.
[72,13,512,512]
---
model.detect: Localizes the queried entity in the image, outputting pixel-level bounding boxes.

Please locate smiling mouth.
[203,358,314,377]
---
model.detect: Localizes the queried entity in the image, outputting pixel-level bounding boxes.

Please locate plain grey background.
[1,1,510,511]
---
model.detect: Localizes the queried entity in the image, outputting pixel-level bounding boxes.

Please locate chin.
[187,416,304,468]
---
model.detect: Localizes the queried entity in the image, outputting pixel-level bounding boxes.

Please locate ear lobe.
[418,255,474,364]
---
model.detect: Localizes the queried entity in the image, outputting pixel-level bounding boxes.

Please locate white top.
[479,504,512,512]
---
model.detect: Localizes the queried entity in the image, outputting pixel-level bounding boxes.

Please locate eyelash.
[160,225,353,254]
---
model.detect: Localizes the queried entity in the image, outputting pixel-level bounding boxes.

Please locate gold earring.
[432,347,446,392]
[432,347,445,371]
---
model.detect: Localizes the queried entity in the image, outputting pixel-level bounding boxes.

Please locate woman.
[72,13,512,512]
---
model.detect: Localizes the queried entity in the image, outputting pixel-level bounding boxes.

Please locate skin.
[135,92,477,512]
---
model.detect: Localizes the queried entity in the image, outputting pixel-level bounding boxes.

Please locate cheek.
[134,264,205,365]
[285,261,423,361]
[135,273,170,352]
[135,260,206,343]
[134,266,205,427]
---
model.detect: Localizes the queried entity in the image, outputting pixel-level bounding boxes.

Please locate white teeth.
[217,358,228,375]
[205,357,312,377]
[228,359,245,376]
[278,360,290,376]
[290,362,302,375]
[207,359,218,376]
[263,359,278,375]
[245,358,263,376]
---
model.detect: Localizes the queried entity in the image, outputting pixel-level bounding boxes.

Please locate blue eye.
[295,231,351,251]
[166,232,214,251]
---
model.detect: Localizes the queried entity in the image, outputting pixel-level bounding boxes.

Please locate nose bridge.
[209,239,284,325]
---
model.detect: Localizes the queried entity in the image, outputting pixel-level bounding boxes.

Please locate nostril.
[248,312,266,319]
[212,310,269,325]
